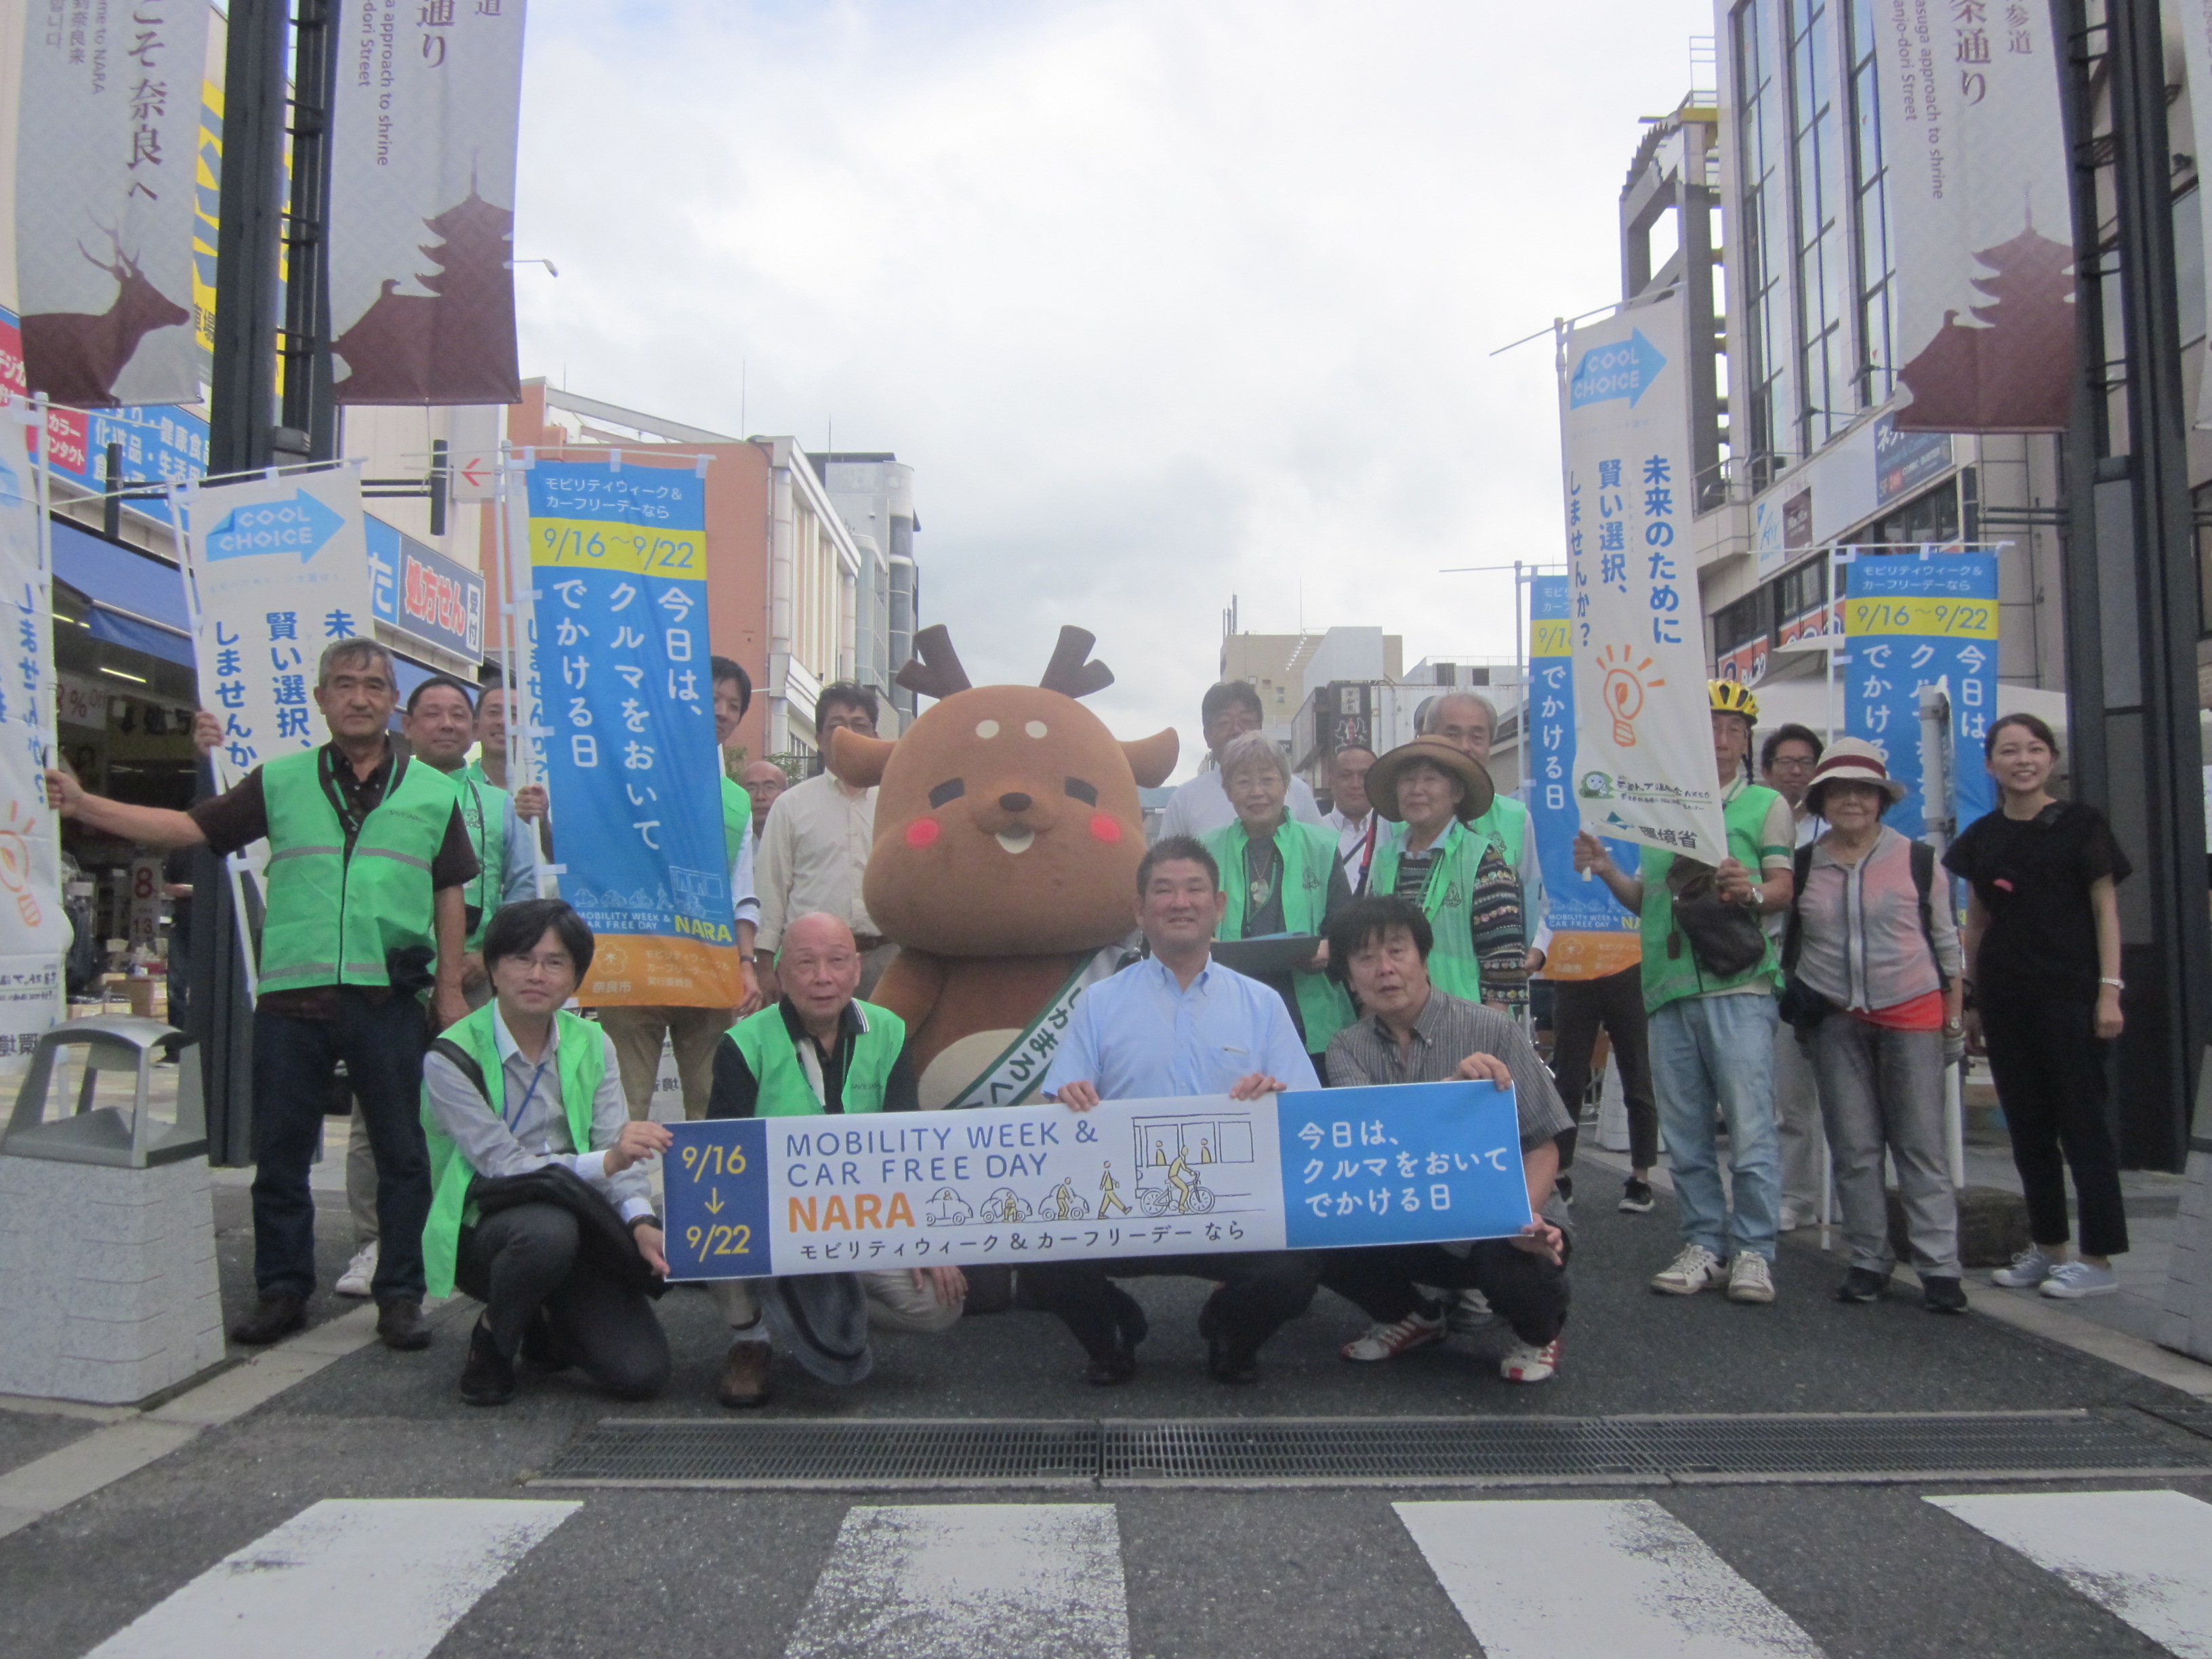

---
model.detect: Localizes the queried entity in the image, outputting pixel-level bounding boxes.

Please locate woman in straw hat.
[1361,737,1498,1005]
[1782,738,1966,1313]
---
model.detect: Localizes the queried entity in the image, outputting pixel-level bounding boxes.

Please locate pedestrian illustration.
[1097,1162,1132,1217]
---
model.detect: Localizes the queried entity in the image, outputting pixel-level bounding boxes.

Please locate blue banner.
[662,1081,1533,1280]
[1530,574,1641,979]
[525,459,738,1008]
[1841,552,1999,840]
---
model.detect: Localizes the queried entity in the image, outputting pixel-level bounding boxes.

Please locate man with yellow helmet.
[1574,678,1796,1306]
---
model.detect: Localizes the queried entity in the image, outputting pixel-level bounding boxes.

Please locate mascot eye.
[929,779,966,808]
[1063,777,1098,806]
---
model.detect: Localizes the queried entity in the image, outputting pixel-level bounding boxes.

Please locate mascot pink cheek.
[905,817,942,849]
[1089,813,1122,844]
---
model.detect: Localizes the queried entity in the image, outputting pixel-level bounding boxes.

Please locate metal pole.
[206,0,289,476]
[277,0,344,463]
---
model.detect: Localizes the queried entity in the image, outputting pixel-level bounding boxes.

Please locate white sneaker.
[1499,1334,1560,1384]
[1991,1246,2057,1289]
[2039,1261,2119,1299]
[1726,1252,1776,1304]
[1776,1206,1805,1233]
[1650,1244,1723,1296]
[335,1240,378,1298]
[1447,1287,1500,1335]
[1340,1309,1446,1363]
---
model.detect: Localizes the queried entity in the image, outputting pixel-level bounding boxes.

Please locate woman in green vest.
[421,899,676,1407]
[1362,737,1498,1005]
[1200,732,1355,1080]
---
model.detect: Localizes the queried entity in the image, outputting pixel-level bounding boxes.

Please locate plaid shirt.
[1326,987,1574,1151]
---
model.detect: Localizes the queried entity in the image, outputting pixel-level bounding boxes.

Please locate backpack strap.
[1782,842,1814,972]
[1909,838,1949,988]
[430,1036,493,1108]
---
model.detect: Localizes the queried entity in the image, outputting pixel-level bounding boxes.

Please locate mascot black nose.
[999,792,1032,813]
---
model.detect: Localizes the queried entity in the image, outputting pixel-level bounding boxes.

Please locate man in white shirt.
[756,682,893,997]
[1155,680,1324,840]
[1322,742,1380,896]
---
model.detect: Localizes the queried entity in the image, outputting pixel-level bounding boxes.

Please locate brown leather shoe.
[376,1298,432,1351]
[715,1339,773,1408]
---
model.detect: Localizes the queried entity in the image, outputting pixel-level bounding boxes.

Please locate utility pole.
[2054,0,2210,1172]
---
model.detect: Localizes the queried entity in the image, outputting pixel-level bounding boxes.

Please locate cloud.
[514,0,1711,771]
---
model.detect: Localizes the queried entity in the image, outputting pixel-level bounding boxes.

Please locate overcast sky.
[515,0,1712,777]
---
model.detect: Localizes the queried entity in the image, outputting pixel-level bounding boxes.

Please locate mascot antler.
[897,624,974,701]
[1038,626,1114,699]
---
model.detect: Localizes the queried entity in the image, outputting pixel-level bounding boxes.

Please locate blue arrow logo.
[203,490,347,564]
[1570,329,1668,410]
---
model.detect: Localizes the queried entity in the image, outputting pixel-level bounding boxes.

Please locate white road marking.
[781,1503,1130,1659]
[80,1498,578,1659]
[1396,1498,1824,1658]
[1927,1489,2212,1658]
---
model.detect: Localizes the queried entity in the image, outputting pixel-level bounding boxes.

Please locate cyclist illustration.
[1137,1148,1216,1216]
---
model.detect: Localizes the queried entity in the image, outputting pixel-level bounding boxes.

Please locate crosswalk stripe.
[1395,1498,1825,1658]
[1927,1490,2212,1658]
[781,1503,1130,1659]
[79,1498,579,1659]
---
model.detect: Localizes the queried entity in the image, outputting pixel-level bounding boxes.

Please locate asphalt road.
[5,1191,2212,1658]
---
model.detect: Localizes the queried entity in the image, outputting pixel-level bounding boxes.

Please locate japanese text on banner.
[1529,575,1639,979]
[0,407,67,1012]
[1843,552,1999,840]
[661,1081,1533,1280]
[526,460,738,1009]
[179,471,375,779]
[1559,293,1729,864]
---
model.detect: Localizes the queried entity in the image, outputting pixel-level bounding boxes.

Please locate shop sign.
[365,515,485,662]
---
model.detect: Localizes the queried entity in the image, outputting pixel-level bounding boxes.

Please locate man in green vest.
[420,898,674,1406]
[46,638,476,1350]
[326,674,548,1303]
[464,680,549,857]
[592,656,764,1124]
[702,912,964,1408]
[1574,679,1796,1306]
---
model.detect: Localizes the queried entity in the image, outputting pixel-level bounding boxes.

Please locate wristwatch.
[629,1213,663,1232]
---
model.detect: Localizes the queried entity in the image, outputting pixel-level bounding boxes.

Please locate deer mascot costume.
[825,624,1177,1112]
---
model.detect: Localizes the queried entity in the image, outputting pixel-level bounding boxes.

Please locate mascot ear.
[1120,728,1179,790]
[829,726,897,788]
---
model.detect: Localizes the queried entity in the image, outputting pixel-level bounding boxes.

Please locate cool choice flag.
[661,1081,1534,1281]
[1558,291,1729,866]
[525,458,741,1010]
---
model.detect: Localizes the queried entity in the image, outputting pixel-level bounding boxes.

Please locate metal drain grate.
[536,1419,1099,1488]
[533,1410,2212,1490]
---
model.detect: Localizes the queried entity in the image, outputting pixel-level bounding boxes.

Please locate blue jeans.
[250,991,431,1302]
[1648,991,1781,1262]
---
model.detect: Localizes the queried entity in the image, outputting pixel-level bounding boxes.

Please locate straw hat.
[1366,737,1496,824]
[1804,736,1907,813]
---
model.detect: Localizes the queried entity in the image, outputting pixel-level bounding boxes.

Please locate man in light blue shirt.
[1028,836,1323,1387]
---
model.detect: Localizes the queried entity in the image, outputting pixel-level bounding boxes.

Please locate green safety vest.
[1202,819,1355,1054]
[1637,782,1788,1013]
[449,769,510,951]
[722,774,748,872]
[1467,794,1528,876]
[418,1004,607,1298]
[1367,817,1485,1002]
[731,1000,905,1116]
[258,747,457,996]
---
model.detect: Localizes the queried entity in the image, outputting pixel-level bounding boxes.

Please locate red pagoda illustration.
[1895,223,2075,433]
[333,186,521,405]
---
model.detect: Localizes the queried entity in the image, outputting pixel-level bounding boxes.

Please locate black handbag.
[1665,857,1769,979]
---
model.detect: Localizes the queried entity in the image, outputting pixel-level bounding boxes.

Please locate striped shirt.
[1324,987,1573,1151]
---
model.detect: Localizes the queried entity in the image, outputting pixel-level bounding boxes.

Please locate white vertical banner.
[176,468,378,782]
[1875,0,2074,432]
[2183,5,2212,428]
[329,1,529,405]
[0,401,66,1065]
[1559,293,1729,867]
[15,0,212,405]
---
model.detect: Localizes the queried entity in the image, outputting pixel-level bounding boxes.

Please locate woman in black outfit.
[1943,714,2131,1300]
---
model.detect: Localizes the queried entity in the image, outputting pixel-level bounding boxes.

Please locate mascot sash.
[940,945,1130,1109]
[662,1080,1532,1280]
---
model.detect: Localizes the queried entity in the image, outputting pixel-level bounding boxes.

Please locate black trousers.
[1323,1240,1571,1347]
[1979,989,2129,1257]
[250,991,430,1302]
[1549,964,1657,1170]
[1022,1252,1322,1363]
[457,1203,671,1400]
